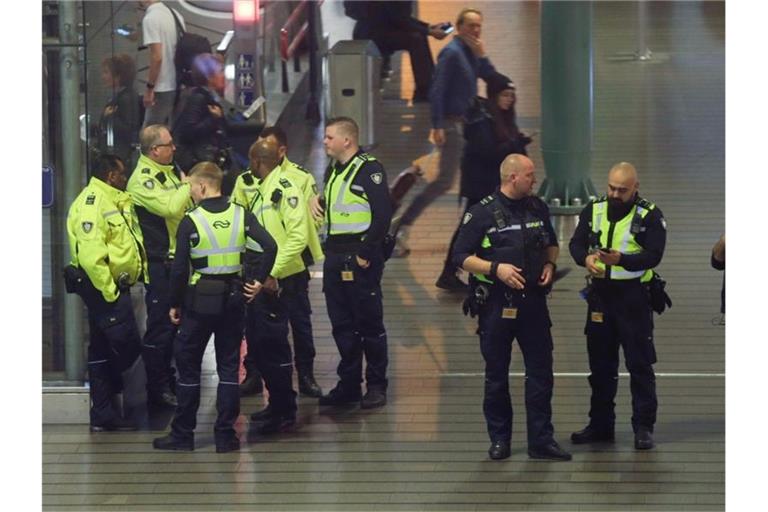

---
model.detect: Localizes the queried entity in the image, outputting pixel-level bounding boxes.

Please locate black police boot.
[298,368,323,398]
[634,427,654,450]
[360,386,387,409]
[570,425,615,445]
[528,441,572,461]
[250,404,273,422]
[89,416,138,433]
[488,440,511,460]
[215,436,241,454]
[240,373,263,396]
[148,388,178,408]
[318,385,361,406]
[152,434,194,451]
[257,413,296,435]
[435,271,467,292]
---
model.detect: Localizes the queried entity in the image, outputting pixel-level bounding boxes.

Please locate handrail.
[279,0,310,62]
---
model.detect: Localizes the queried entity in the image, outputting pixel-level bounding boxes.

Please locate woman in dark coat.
[437,72,532,290]
[97,54,141,164]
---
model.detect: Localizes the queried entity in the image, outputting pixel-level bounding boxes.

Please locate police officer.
[318,117,392,409]
[239,138,309,434]
[66,154,146,431]
[232,126,324,398]
[127,124,192,408]
[568,162,666,450]
[152,162,277,452]
[452,154,571,461]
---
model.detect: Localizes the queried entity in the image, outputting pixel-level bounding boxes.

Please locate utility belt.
[185,274,242,316]
[462,276,544,318]
[581,272,672,315]
[325,235,394,261]
[63,264,133,312]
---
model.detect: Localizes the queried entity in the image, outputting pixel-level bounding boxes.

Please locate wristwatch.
[146,82,155,89]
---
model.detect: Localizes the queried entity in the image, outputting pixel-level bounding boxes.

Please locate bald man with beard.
[569,162,667,451]
[452,154,571,462]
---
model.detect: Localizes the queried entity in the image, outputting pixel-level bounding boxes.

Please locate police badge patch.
[144,180,155,189]
[82,222,93,233]
[371,172,383,185]
[287,196,299,209]
[462,212,472,225]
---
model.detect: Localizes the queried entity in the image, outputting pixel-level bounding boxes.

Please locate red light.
[234,0,258,23]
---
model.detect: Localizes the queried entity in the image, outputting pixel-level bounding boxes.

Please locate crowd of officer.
[66,116,394,452]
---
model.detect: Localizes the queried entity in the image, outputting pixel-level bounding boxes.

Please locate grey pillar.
[59,0,85,382]
[539,1,597,214]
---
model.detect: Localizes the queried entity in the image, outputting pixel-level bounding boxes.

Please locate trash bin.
[327,40,381,147]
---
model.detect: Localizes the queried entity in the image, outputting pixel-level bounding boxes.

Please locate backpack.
[166,5,212,87]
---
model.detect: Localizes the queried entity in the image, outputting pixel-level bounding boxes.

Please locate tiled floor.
[43,2,725,510]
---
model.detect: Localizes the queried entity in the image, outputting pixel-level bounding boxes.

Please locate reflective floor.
[43,2,725,510]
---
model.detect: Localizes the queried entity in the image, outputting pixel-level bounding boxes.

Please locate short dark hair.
[92,153,124,181]
[326,116,359,141]
[259,126,288,147]
[101,54,136,87]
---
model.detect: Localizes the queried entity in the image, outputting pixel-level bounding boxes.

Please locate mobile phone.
[599,247,611,253]
[440,22,454,34]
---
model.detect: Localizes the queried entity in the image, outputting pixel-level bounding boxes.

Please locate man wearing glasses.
[127,124,193,409]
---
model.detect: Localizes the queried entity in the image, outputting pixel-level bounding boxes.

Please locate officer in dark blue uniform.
[317,117,393,409]
[452,154,571,461]
[152,162,277,452]
[568,162,667,451]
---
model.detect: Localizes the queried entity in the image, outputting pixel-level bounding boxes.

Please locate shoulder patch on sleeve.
[81,221,94,234]
[287,196,299,209]
[462,212,473,225]
[370,172,383,185]
[143,179,155,190]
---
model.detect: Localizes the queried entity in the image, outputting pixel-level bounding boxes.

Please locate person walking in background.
[436,72,532,290]
[394,8,498,270]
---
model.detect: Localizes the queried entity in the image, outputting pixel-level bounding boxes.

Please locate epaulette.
[279,177,292,189]
[140,168,151,175]
[155,172,167,185]
[242,172,254,186]
[293,163,311,174]
[635,197,655,210]
[479,194,495,206]
[592,195,607,204]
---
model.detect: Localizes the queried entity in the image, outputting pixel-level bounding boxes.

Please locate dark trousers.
[170,291,244,442]
[400,120,464,227]
[477,291,555,448]
[283,270,316,372]
[585,281,657,432]
[353,24,434,95]
[142,260,176,395]
[323,251,388,393]
[244,289,297,416]
[82,286,142,426]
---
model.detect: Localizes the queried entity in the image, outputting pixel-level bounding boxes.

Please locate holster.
[62,264,86,295]
[646,271,672,315]
[186,278,230,316]
[381,234,395,261]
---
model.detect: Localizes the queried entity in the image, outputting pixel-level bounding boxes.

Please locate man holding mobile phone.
[347,1,448,102]
[568,162,667,451]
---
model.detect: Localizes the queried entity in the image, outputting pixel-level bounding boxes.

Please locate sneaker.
[152,434,194,451]
[435,272,467,291]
